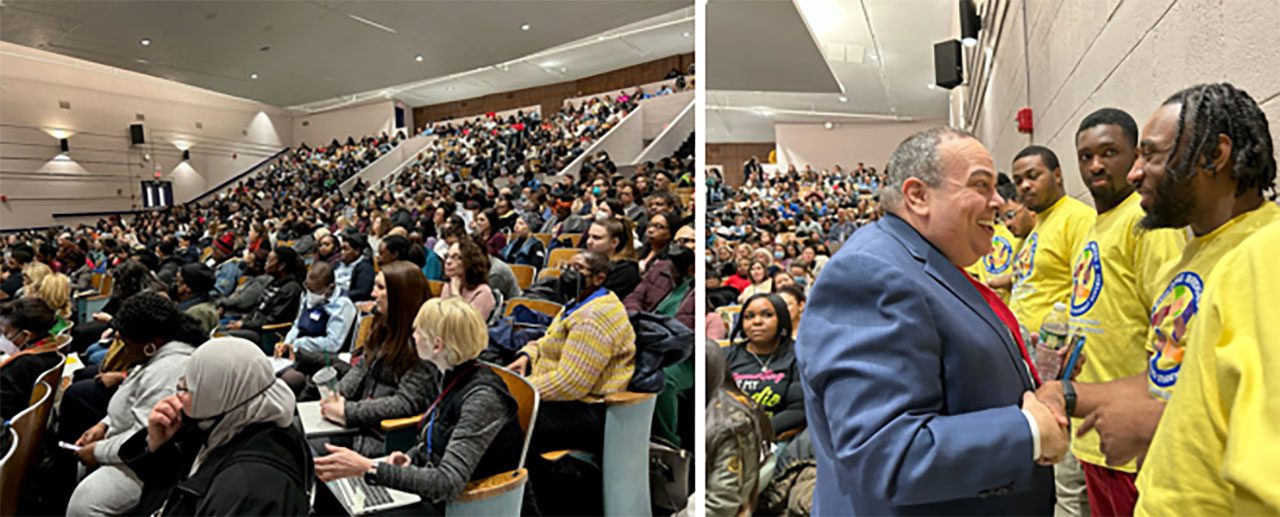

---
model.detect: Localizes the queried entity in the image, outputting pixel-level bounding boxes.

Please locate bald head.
[304,260,335,293]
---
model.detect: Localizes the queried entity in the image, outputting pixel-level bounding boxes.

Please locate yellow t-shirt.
[1010,195,1095,337]
[1144,203,1280,401]
[964,222,1019,284]
[1136,217,1280,516]
[1067,193,1186,472]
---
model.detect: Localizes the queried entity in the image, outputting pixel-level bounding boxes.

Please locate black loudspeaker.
[130,123,145,145]
[934,39,963,89]
[960,0,982,43]
[182,149,191,161]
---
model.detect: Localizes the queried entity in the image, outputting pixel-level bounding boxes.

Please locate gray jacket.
[218,274,271,314]
[337,356,438,456]
[94,341,196,463]
[487,257,522,303]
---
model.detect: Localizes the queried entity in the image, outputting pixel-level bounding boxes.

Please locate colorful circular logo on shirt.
[1147,271,1204,394]
[1070,241,1104,317]
[1013,233,1038,283]
[983,236,1014,275]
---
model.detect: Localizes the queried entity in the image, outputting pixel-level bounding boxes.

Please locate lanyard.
[418,363,481,436]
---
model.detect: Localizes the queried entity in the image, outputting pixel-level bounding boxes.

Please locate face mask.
[774,251,785,260]
[557,269,585,301]
[0,334,20,356]
[795,276,809,287]
[175,379,276,447]
[306,290,328,306]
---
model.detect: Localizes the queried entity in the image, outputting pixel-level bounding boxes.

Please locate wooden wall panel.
[413,53,693,131]
[707,142,774,187]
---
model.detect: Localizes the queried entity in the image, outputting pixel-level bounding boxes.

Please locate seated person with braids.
[0,298,60,420]
[319,261,436,456]
[222,247,305,350]
[65,292,207,516]
[315,298,523,514]
[274,260,356,394]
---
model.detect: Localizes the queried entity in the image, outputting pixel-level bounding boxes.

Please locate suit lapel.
[880,215,1032,388]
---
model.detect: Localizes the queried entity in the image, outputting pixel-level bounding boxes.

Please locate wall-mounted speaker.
[59,138,69,152]
[130,123,145,145]
[934,39,963,89]
[182,149,191,161]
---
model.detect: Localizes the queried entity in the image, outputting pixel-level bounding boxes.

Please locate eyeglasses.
[175,377,189,394]
[675,237,696,246]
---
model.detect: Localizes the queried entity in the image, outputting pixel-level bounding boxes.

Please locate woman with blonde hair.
[19,261,52,298]
[31,272,72,334]
[316,298,524,512]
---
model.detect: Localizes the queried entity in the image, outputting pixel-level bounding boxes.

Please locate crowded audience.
[0,68,695,514]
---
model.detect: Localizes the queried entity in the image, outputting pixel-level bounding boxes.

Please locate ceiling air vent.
[195,121,203,129]
[136,113,145,121]
[59,100,71,109]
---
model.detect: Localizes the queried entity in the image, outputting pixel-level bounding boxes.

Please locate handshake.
[1022,391,1070,465]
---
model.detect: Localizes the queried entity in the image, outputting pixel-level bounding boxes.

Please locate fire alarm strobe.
[1016,107,1033,134]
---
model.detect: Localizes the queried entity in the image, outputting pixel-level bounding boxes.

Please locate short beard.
[1139,172,1196,230]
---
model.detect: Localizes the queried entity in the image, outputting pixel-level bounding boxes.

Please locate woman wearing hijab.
[65,292,207,515]
[118,337,311,515]
[315,298,523,513]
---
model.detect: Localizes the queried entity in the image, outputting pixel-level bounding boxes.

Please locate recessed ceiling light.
[520,23,530,31]
[838,95,848,102]
[447,86,454,91]
[250,73,258,79]
[540,61,557,68]
[559,67,567,73]
[140,38,151,46]
[868,53,878,61]
[927,83,937,90]
[415,54,424,62]
[824,121,834,130]
[682,31,690,38]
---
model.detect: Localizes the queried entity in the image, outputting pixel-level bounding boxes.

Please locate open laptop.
[297,400,357,438]
[325,473,422,515]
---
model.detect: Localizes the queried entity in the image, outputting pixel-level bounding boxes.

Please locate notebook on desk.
[297,400,357,437]
[326,474,422,515]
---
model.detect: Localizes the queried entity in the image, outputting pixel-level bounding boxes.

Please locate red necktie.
[962,269,1042,386]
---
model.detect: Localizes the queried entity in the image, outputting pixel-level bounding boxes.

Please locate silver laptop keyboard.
[341,476,395,509]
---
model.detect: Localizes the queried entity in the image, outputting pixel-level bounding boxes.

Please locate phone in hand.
[1060,335,1086,381]
[58,441,83,452]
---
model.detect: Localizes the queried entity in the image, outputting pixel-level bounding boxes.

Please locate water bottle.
[1035,302,1070,379]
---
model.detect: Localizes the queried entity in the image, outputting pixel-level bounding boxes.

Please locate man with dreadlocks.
[1035,83,1279,500]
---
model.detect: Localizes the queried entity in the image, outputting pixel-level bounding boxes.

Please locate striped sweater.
[520,291,636,403]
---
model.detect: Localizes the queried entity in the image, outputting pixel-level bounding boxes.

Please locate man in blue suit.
[796,127,1067,515]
